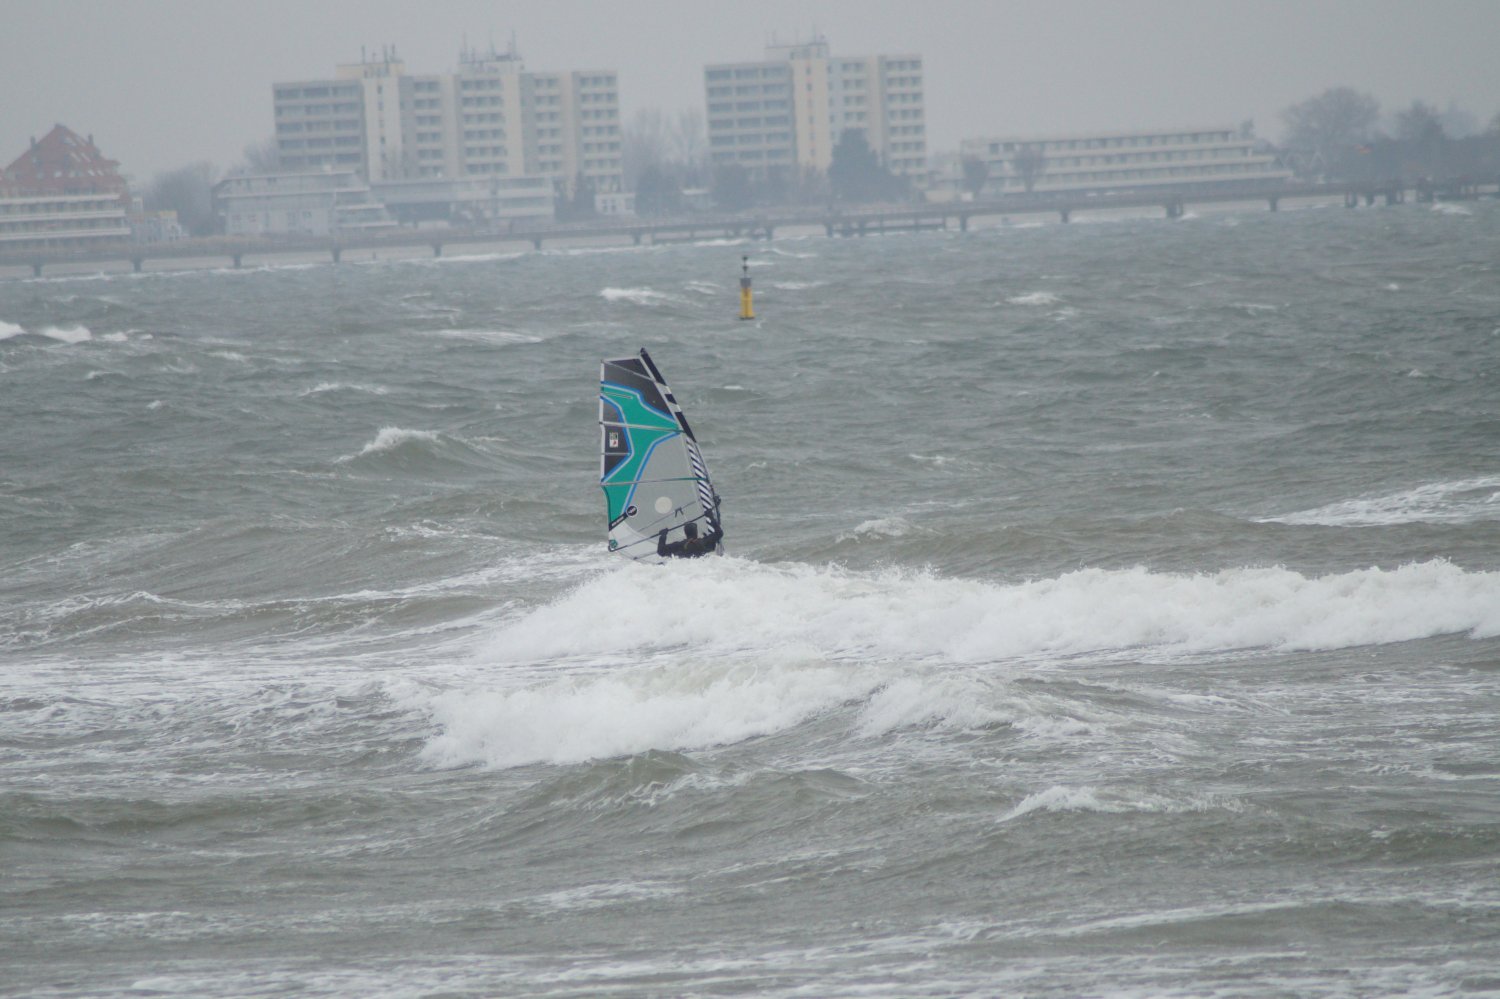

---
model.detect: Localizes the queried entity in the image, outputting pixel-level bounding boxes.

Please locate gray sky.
[3,0,1499,182]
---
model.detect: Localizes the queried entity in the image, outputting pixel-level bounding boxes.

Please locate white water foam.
[0,320,25,341]
[600,287,681,305]
[481,559,1500,666]
[1007,291,1060,306]
[38,324,93,344]
[300,382,390,397]
[419,328,543,345]
[417,660,861,769]
[341,427,440,461]
[837,517,916,541]
[417,558,1500,768]
[1265,477,1500,526]
[996,784,1236,824]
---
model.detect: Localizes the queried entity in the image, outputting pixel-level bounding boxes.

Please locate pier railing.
[3,180,1493,276]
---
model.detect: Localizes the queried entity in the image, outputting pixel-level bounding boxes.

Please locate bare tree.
[1280,87,1380,178]
[234,136,280,175]
[961,155,989,200]
[622,109,671,190]
[1395,101,1445,144]
[671,108,707,171]
[144,162,219,236]
[1012,144,1047,193]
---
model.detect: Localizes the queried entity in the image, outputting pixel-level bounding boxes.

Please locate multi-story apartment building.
[272,45,622,200]
[705,37,926,182]
[959,126,1290,197]
[0,125,131,252]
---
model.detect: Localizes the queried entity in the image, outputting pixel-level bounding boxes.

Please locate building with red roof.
[0,125,131,255]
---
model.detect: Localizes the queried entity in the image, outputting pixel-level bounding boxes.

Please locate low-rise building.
[213,170,398,237]
[372,174,554,226]
[960,126,1289,197]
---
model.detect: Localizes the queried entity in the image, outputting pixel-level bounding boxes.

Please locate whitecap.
[1264,476,1500,526]
[1007,291,1059,306]
[0,320,25,341]
[416,659,861,769]
[837,517,914,542]
[420,328,543,345]
[342,427,439,461]
[300,382,390,397]
[464,559,1500,683]
[38,324,93,344]
[600,287,681,305]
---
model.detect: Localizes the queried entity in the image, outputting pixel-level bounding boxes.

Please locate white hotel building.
[960,126,1290,197]
[273,46,622,199]
[705,37,926,181]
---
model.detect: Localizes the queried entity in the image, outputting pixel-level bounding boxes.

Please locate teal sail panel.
[599,349,722,560]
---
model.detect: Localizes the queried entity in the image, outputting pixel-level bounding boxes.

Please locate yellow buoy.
[739,255,755,321]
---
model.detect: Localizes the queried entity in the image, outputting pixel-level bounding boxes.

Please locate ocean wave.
[996,784,1234,823]
[1265,477,1500,526]
[339,427,440,462]
[600,287,682,305]
[418,328,543,345]
[1007,291,1060,306]
[299,382,390,397]
[476,558,1500,667]
[415,660,861,769]
[420,559,1500,767]
[836,517,916,542]
[4,324,95,344]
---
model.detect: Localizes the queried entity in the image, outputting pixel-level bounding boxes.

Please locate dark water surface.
[3,201,1500,996]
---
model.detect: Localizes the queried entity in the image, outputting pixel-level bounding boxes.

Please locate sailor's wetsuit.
[657,525,724,559]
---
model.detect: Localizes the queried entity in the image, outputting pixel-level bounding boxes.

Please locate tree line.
[139,138,279,237]
[1278,87,1500,185]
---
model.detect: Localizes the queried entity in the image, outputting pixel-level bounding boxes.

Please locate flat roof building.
[705,37,926,183]
[273,44,622,200]
[213,170,397,238]
[960,126,1290,197]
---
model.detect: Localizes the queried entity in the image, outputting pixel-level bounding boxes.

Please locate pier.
[2,180,1492,277]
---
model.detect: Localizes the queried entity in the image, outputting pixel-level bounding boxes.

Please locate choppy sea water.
[3,201,1500,997]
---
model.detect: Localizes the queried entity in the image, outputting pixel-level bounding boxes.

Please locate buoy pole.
[738,255,754,321]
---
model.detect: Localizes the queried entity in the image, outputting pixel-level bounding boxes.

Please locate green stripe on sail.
[601,384,681,524]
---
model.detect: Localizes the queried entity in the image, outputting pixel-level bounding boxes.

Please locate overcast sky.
[3,0,1499,181]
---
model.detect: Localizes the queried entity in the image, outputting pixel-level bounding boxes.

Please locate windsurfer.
[657,520,723,559]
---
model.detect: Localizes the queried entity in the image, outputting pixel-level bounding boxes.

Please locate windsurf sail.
[600,348,723,560]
